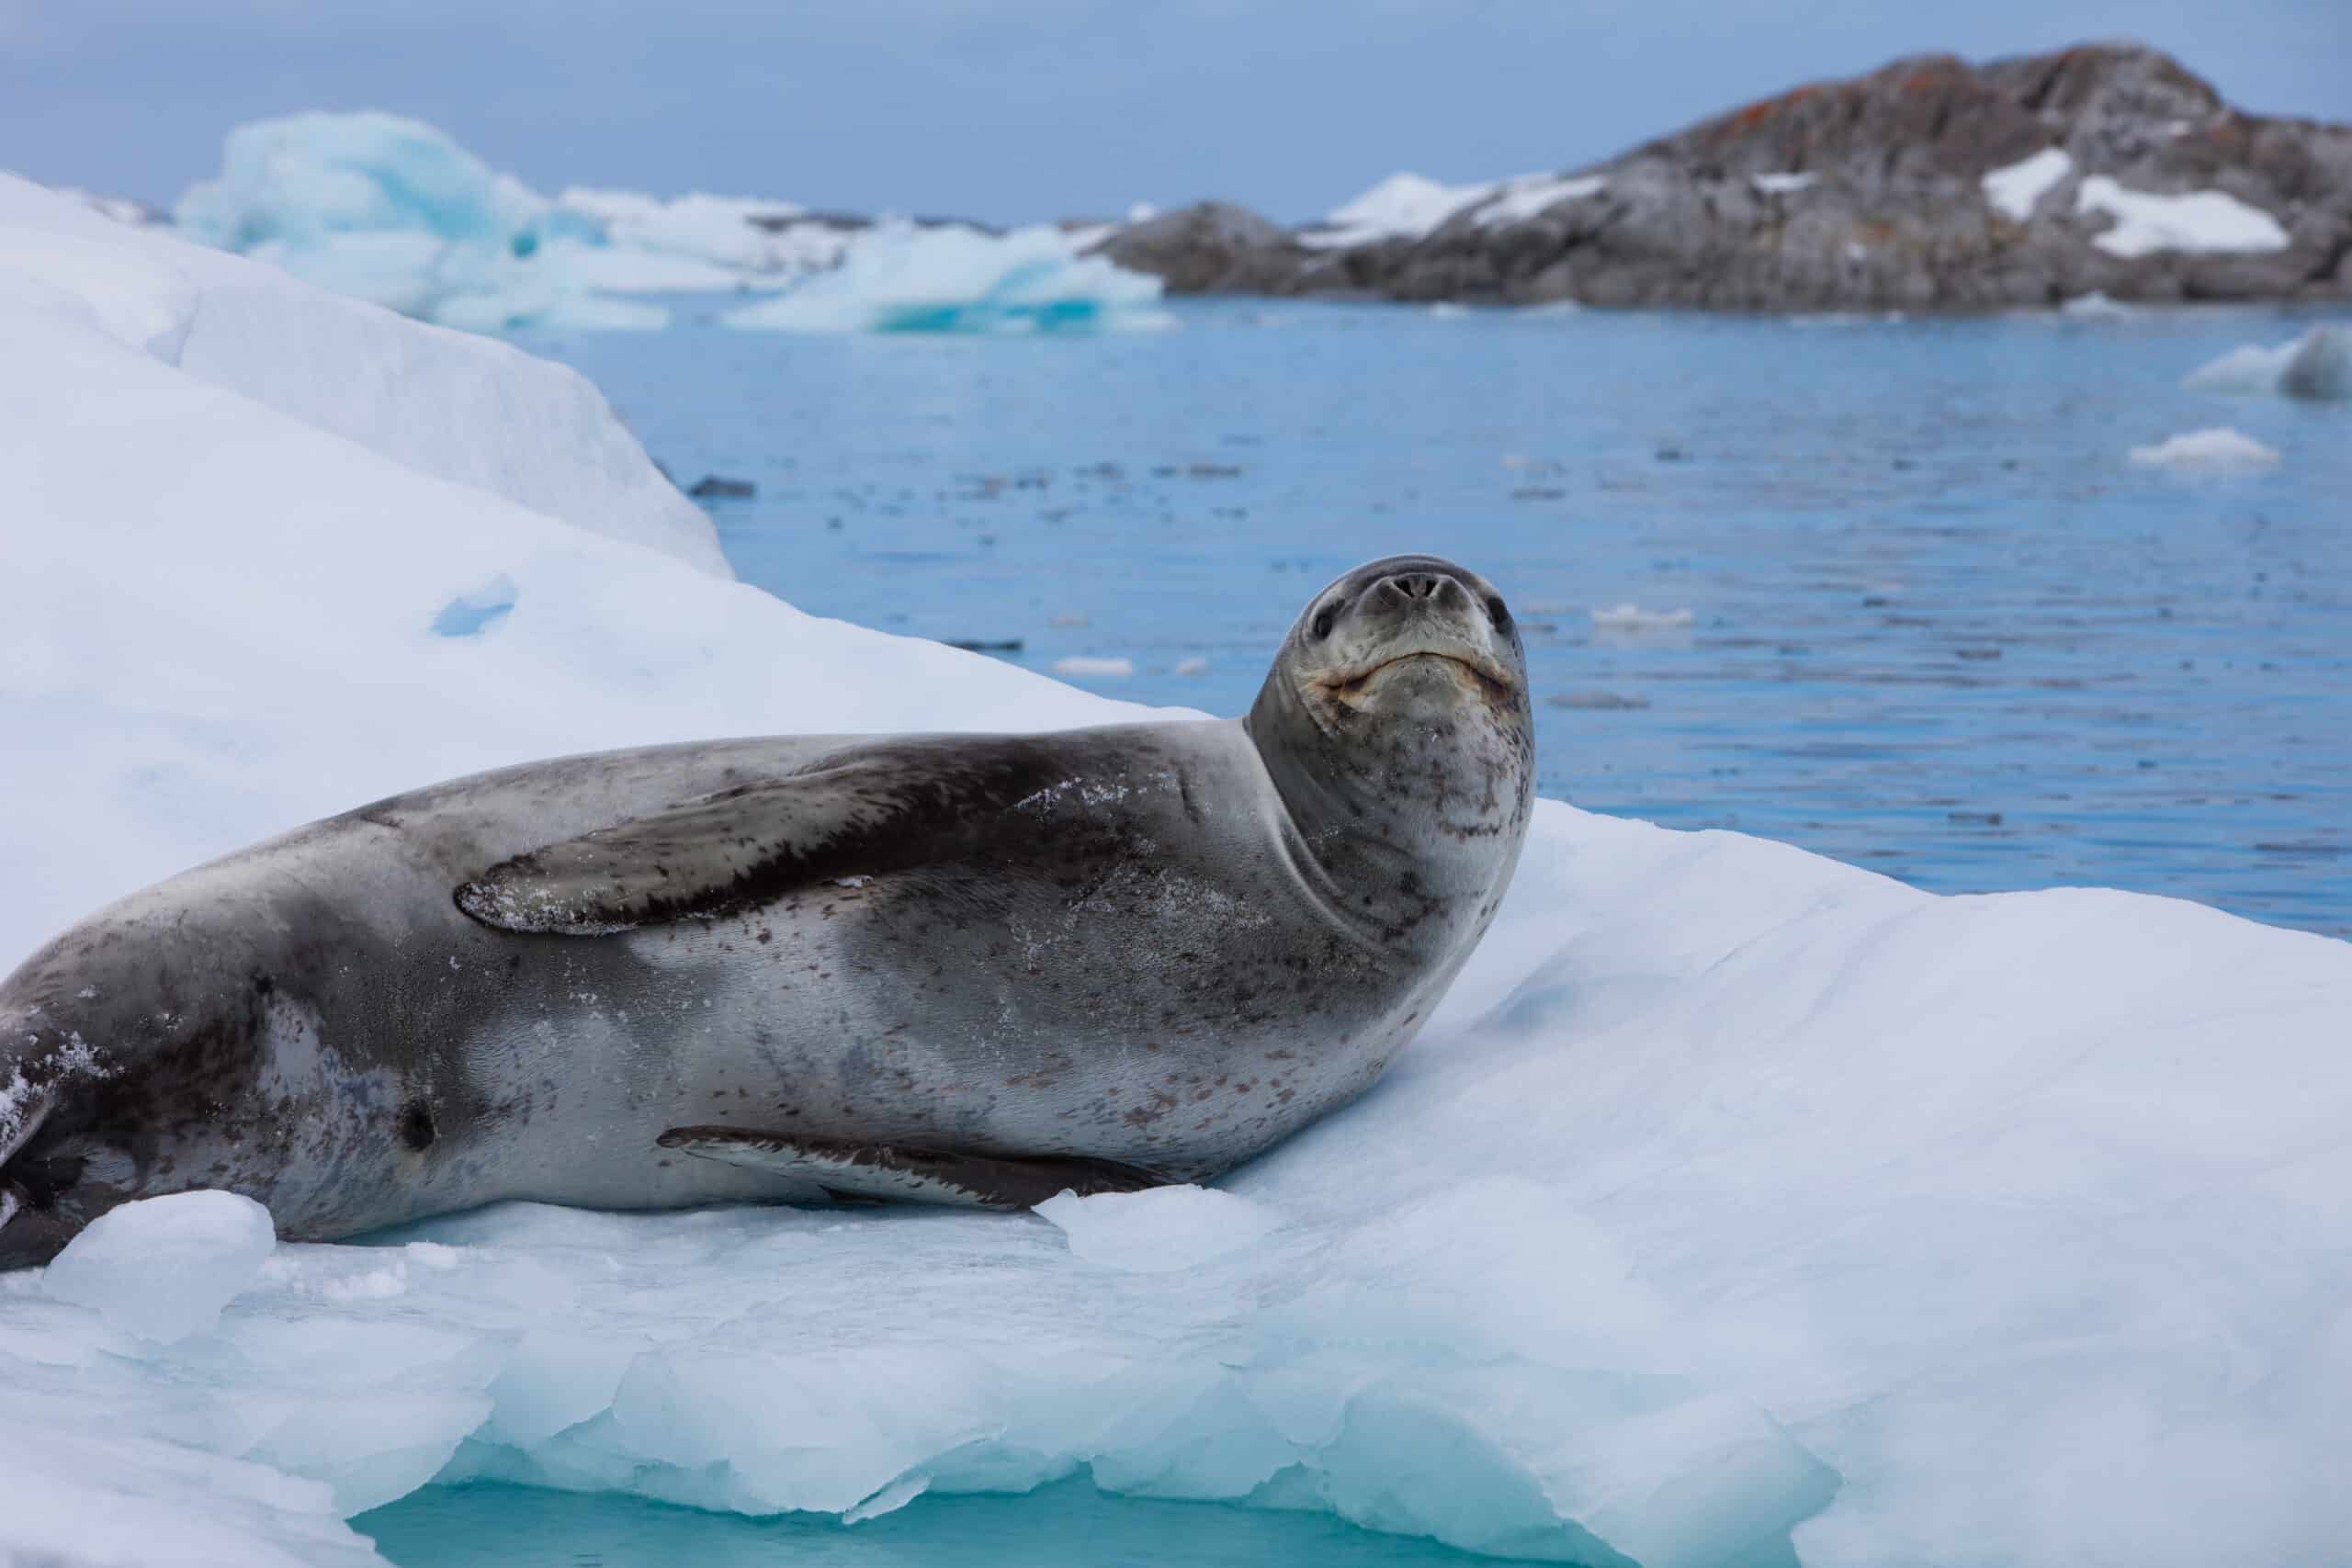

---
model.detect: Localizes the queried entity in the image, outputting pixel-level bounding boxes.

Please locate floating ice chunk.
[2127,427,2281,468]
[2060,290,2133,319]
[1590,603,1696,629]
[2184,326,2351,400]
[1298,172,1494,249]
[723,221,1169,335]
[2075,175,2290,257]
[43,1190,275,1342]
[1750,171,1817,195]
[1051,655,1136,678]
[1173,656,1210,676]
[1981,148,2073,221]
[1428,301,1471,319]
[1035,1185,1280,1271]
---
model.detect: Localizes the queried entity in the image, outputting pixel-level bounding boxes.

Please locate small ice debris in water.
[687,475,755,500]
[1173,656,1210,677]
[1428,302,1471,319]
[1590,604,1696,630]
[43,1190,276,1343]
[1035,1184,1279,1272]
[2184,326,2350,401]
[2127,428,2281,469]
[1981,147,2073,221]
[432,573,518,637]
[1048,614,1091,628]
[1051,656,1135,679]
[2061,291,2133,319]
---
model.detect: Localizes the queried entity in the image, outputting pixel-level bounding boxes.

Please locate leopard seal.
[0,555,1532,1267]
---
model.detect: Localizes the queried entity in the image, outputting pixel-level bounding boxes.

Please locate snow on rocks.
[4,174,2351,1568]
[1297,172,1494,249]
[1981,147,2074,221]
[2075,175,2291,257]
[2127,426,2283,468]
[41,1190,276,1342]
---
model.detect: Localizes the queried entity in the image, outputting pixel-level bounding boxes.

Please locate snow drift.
[4,176,2350,1568]
[164,111,1164,335]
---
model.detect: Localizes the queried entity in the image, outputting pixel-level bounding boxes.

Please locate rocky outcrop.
[1091,44,2352,310]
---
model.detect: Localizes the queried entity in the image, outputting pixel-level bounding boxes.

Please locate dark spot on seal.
[398,1100,436,1151]
[252,974,275,997]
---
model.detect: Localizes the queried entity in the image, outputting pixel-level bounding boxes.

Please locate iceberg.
[4,175,2351,1568]
[721,220,1170,334]
[2183,324,2352,400]
[167,111,1167,337]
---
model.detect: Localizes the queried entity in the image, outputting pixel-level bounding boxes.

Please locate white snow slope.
[4,176,2349,1568]
[159,111,1163,335]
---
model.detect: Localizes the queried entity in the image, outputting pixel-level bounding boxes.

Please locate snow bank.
[5,175,2351,1568]
[171,112,1162,336]
[2183,324,2352,400]
[2127,426,2283,468]
[1981,147,2073,221]
[1472,174,1606,228]
[2075,175,2290,257]
[1298,172,1493,249]
[722,220,1170,335]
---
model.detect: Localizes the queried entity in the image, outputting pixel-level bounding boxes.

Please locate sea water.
[529,299,2351,938]
[363,299,2350,1567]
[358,1479,1513,1567]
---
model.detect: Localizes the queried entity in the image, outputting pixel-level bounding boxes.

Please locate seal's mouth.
[1317,649,1516,704]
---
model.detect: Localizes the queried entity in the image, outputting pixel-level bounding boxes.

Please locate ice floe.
[2183,324,2351,400]
[4,174,2350,1568]
[2075,175,2290,257]
[2127,426,2283,468]
[167,111,1163,335]
[1981,147,2074,221]
[42,1190,276,1342]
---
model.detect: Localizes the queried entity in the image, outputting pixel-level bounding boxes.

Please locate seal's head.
[1248,555,1534,886]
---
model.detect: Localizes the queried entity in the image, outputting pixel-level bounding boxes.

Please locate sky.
[6,0,2346,224]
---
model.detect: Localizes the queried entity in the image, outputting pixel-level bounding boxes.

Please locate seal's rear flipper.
[656,1127,1164,1210]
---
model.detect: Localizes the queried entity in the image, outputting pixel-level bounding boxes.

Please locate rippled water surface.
[529,301,2351,934]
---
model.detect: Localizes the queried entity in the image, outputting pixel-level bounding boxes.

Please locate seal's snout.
[1375,570,1460,604]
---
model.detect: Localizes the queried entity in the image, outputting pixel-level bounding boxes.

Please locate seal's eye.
[1310,605,1337,640]
[1486,595,1511,628]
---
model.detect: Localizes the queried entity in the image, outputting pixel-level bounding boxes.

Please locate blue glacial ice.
[167,111,1165,335]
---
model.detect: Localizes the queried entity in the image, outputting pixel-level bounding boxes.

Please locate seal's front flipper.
[656,1127,1163,1210]
[451,736,1082,936]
